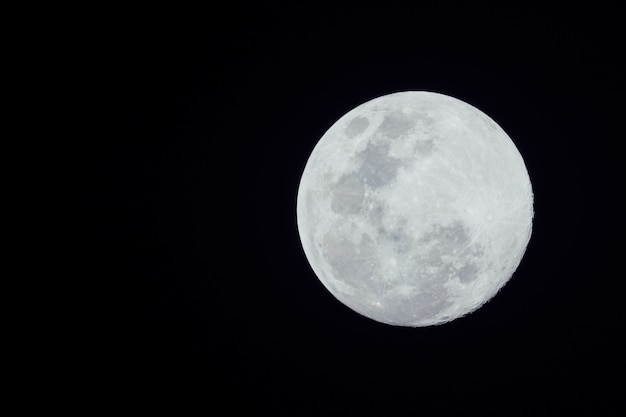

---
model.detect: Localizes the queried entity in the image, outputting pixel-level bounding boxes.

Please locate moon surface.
[296,91,533,327]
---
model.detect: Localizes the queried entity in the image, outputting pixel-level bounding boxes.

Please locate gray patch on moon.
[457,262,480,283]
[410,113,439,157]
[416,221,483,284]
[378,111,415,139]
[330,173,364,214]
[376,216,413,253]
[379,279,453,326]
[345,116,369,138]
[364,200,385,225]
[419,222,470,254]
[323,232,379,293]
[414,138,435,156]
[356,142,401,188]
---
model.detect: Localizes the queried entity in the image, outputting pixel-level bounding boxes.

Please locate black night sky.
[84,4,624,415]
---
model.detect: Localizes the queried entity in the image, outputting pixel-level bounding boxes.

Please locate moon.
[296,91,533,327]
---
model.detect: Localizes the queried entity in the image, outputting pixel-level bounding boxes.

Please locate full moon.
[296,91,533,327]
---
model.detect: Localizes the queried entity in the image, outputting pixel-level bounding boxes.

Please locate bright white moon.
[296,91,533,327]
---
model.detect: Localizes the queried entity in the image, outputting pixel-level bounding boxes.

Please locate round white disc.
[297,91,533,327]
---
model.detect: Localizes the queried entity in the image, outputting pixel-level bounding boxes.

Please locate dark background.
[83,3,624,415]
